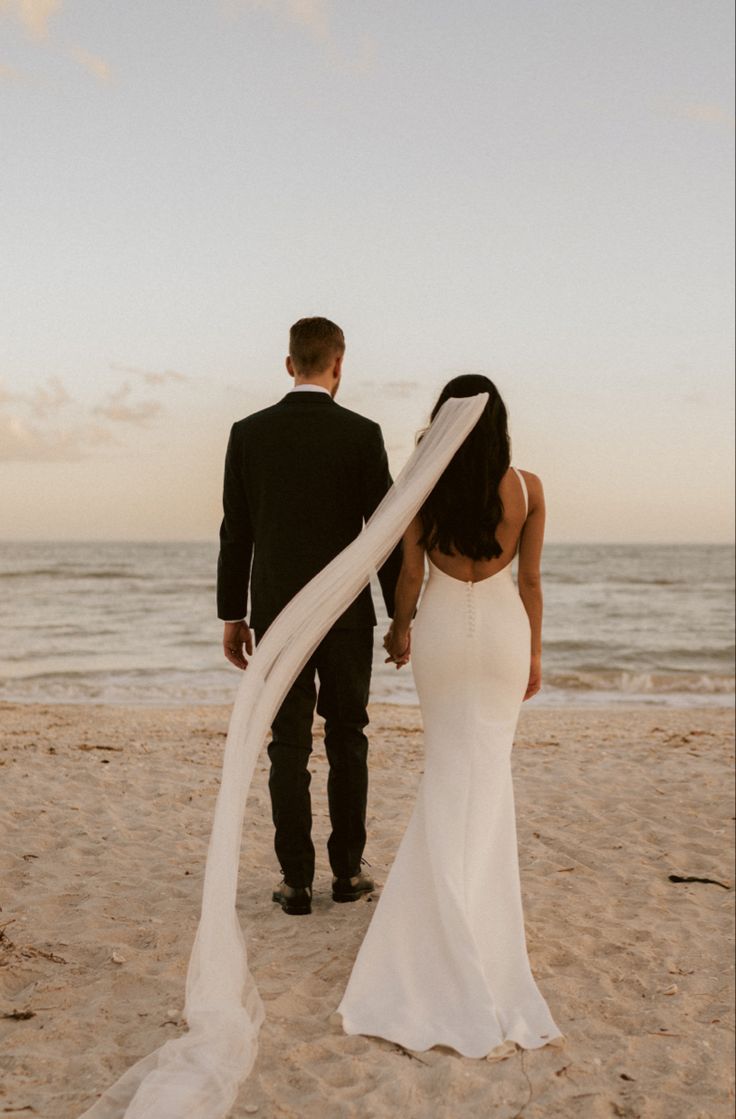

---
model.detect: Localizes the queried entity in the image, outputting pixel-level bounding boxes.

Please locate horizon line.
[0,538,733,548]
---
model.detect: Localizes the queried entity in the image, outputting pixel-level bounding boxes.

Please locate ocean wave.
[152,586,217,597]
[0,567,148,580]
[544,669,735,695]
[0,666,733,708]
[545,574,691,587]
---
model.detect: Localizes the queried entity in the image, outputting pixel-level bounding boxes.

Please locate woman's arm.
[384,515,425,666]
[516,472,545,700]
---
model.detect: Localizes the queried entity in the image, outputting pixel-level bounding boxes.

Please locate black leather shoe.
[332,871,375,903]
[272,880,312,915]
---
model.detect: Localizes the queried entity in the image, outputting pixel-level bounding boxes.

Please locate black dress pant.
[262,626,374,888]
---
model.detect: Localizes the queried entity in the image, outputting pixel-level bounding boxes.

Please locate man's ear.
[332,353,344,381]
[286,355,295,379]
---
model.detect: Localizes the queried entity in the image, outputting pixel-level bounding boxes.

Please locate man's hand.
[223,621,254,670]
[383,623,411,669]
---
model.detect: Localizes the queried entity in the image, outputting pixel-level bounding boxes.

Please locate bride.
[79,378,560,1119]
[337,373,563,1055]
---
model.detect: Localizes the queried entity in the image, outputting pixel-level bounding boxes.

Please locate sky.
[0,0,734,543]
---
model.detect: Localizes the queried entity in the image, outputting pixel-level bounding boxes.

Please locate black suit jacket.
[217,391,402,633]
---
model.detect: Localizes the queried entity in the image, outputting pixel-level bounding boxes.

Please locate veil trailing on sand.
[79,391,489,1119]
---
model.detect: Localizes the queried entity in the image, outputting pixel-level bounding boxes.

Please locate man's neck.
[291,383,332,396]
[292,373,337,398]
[286,352,342,396]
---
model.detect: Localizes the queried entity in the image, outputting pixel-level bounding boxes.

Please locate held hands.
[223,621,253,671]
[383,623,411,669]
[523,653,542,701]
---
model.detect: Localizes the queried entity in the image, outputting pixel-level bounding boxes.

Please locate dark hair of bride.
[418,374,511,560]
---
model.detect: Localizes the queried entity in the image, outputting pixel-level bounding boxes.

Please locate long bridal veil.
[79,391,489,1119]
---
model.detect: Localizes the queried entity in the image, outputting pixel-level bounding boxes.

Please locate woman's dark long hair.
[419,374,511,560]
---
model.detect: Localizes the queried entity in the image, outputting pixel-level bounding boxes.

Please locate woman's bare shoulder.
[517,468,543,492]
[514,469,544,515]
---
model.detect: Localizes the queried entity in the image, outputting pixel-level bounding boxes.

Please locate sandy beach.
[0,700,733,1119]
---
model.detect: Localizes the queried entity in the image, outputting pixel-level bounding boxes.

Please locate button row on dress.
[465,581,476,636]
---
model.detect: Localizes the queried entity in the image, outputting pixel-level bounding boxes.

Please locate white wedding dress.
[338,468,563,1056]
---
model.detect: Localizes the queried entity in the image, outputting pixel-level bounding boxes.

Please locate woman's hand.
[383,623,411,669]
[523,653,542,700]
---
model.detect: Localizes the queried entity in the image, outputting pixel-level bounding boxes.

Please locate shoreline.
[0,697,734,712]
[1,702,734,1117]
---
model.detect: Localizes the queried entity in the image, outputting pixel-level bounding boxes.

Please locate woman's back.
[427,466,530,583]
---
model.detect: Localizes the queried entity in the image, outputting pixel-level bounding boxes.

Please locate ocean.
[0,541,733,709]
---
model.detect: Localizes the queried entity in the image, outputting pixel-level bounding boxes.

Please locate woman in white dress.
[337,374,563,1057]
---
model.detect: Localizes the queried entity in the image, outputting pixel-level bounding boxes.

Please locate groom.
[217,317,402,915]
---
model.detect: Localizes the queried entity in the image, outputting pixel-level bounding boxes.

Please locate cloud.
[352,378,421,399]
[0,0,61,39]
[1,2,112,84]
[93,382,163,425]
[0,378,19,405]
[658,99,736,129]
[30,374,73,417]
[67,44,111,82]
[0,62,26,81]
[230,0,378,66]
[376,380,420,397]
[0,411,108,462]
[680,102,735,128]
[0,375,98,462]
[230,0,375,72]
[285,0,330,40]
[231,0,331,41]
[0,369,176,461]
[109,362,189,386]
[1,374,73,414]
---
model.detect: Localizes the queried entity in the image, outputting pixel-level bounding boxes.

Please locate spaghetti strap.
[512,466,528,518]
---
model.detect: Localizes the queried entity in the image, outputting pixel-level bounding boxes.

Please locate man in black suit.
[217,317,401,915]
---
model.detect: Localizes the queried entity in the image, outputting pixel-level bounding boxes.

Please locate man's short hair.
[289,317,345,376]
